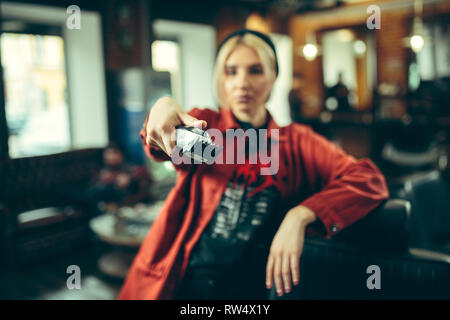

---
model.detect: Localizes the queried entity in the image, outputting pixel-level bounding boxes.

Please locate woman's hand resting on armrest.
[266,205,316,297]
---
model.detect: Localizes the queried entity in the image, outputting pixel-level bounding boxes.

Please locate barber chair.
[269,197,450,300]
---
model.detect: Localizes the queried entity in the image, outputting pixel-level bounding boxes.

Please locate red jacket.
[117,107,389,300]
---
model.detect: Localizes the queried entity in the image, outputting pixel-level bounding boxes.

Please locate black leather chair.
[0,148,104,268]
[269,198,450,300]
[400,170,450,252]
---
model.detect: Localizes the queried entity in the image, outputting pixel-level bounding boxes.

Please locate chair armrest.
[408,247,450,264]
[0,202,17,269]
[330,199,411,253]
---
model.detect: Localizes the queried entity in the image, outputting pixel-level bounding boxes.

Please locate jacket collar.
[217,107,281,132]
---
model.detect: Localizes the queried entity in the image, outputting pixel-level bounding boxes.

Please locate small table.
[89,202,164,279]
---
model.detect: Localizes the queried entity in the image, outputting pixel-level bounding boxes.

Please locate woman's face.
[222,44,275,123]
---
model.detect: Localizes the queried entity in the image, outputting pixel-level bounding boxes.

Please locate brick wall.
[105,0,146,71]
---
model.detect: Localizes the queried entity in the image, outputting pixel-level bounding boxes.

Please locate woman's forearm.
[286,205,317,229]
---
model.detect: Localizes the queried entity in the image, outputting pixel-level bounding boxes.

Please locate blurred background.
[0,0,449,300]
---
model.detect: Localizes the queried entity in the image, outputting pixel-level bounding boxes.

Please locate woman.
[117,29,389,300]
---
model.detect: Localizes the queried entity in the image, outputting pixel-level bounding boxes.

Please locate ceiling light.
[353,40,366,56]
[298,32,320,62]
[410,34,424,53]
[303,43,318,61]
[408,0,425,53]
[245,12,270,34]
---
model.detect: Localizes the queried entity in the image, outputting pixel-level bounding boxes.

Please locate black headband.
[216,29,279,76]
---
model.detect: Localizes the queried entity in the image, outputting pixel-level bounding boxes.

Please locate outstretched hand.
[145,96,207,157]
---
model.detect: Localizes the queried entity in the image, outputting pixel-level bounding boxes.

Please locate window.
[152,19,216,110]
[151,40,183,104]
[1,31,71,158]
[0,2,109,158]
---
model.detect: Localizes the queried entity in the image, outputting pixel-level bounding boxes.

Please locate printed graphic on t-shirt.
[188,124,282,269]
[210,166,278,243]
[188,161,280,268]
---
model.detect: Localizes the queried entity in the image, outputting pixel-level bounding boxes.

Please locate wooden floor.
[0,242,124,300]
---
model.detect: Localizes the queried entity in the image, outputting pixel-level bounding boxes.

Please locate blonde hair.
[213,33,277,108]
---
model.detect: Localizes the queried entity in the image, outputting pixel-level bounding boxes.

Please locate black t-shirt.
[187,116,281,274]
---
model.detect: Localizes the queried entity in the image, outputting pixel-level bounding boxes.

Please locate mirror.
[320,26,377,113]
[407,15,450,118]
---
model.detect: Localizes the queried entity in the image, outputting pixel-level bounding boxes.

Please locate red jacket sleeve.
[139,114,170,162]
[298,127,389,238]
